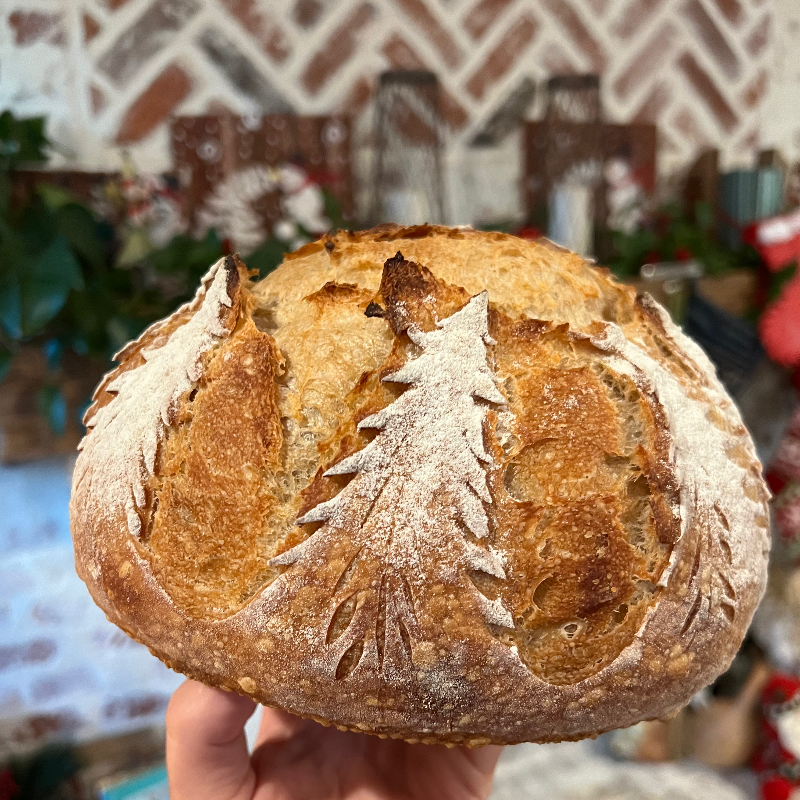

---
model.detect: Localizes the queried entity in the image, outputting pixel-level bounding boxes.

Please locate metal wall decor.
[528,74,604,257]
[524,75,657,260]
[370,70,447,226]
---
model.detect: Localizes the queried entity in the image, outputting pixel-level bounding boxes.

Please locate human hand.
[166,680,502,800]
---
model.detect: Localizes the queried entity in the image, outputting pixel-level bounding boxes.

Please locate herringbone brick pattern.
[0,0,777,182]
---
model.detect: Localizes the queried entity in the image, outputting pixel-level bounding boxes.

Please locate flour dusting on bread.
[75,257,237,537]
[269,291,515,679]
[70,225,771,745]
[591,320,769,630]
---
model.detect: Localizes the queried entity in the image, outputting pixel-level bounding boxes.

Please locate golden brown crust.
[71,226,770,745]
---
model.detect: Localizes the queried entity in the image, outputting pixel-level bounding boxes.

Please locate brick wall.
[0,0,795,223]
[0,457,183,757]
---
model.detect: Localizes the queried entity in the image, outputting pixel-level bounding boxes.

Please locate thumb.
[166,679,257,800]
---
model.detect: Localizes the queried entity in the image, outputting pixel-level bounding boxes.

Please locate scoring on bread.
[71,225,770,745]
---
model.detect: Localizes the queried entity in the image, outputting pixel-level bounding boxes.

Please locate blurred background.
[1,0,800,798]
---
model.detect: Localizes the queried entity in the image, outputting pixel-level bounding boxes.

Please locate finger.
[461,744,504,799]
[166,680,257,800]
[256,706,312,747]
[465,743,504,775]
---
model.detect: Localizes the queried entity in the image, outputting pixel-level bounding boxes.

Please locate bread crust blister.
[70,226,770,745]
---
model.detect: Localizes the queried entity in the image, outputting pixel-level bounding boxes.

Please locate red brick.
[672,106,713,148]
[746,12,770,57]
[116,64,192,144]
[540,0,606,71]
[0,639,56,671]
[612,0,665,39]
[83,13,100,42]
[734,126,759,155]
[2,712,82,746]
[302,3,376,95]
[741,68,768,109]
[633,82,671,123]
[541,41,580,75]
[462,0,514,41]
[99,0,199,86]
[219,0,291,63]
[710,0,743,26]
[676,52,738,132]
[586,0,611,14]
[382,34,469,129]
[613,22,677,101]
[104,693,170,720]
[49,26,66,47]
[8,12,60,46]
[294,0,325,27]
[682,0,740,80]
[31,602,62,624]
[90,84,107,115]
[0,688,23,716]
[393,0,463,68]
[466,13,539,100]
[383,33,425,69]
[339,76,373,116]
[31,669,97,702]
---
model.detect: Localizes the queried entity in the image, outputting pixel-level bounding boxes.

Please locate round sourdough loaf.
[71,225,770,745]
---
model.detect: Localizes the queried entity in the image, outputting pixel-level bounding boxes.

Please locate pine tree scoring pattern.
[270,291,515,680]
[75,258,237,538]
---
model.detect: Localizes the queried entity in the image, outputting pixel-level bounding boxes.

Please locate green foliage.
[0,112,226,434]
[246,236,290,278]
[143,229,224,285]
[0,111,48,219]
[606,201,761,279]
[37,384,67,437]
[0,110,346,434]
[0,111,48,168]
[323,190,345,231]
[767,261,798,304]
[5,745,80,800]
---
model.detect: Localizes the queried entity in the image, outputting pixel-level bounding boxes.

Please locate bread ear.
[74,256,245,537]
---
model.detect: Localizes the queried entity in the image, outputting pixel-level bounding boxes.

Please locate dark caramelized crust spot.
[378,252,470,335]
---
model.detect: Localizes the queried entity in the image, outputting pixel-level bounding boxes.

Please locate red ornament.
[759,275,800,368]
[514,226,543,240]
[762,776,795,800]
[0,769,19,800]
[753,674,800,798]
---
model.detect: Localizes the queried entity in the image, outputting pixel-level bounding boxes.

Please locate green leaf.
[147,230,223,276]
[106,315,147,353]
[768,261,798,304]
[37,183,76,211]
[55,202,104,271]
[694,201,715,231]
[37,385,67,436]
[0,279,22,339]
[43,338,62,371]
[116,228,154,268]
[245,237,288,278]
[21,236,83,336]
[0,110,48,167]
[323,189,344,230]
[0,349,13,382]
